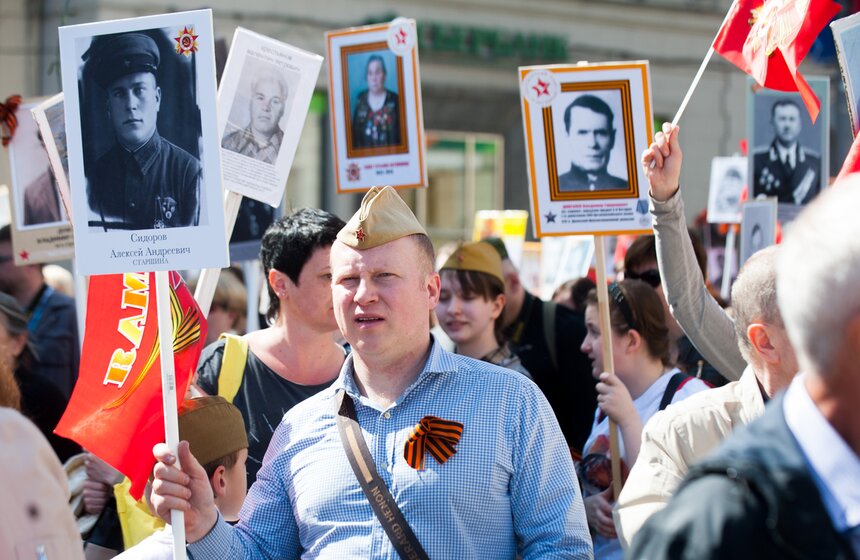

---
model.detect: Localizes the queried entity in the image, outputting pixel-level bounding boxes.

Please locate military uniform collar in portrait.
[558,163,628,192]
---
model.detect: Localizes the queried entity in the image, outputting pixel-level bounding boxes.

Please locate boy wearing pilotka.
[116,396,248,559]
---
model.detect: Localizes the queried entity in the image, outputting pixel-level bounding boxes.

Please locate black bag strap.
[334,390,430,560]
[659,372,691,411]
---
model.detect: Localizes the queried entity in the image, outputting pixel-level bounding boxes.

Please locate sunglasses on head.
[625,268,661,288]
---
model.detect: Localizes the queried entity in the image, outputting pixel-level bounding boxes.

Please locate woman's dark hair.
[366,54,387,78]
[260,208,345,324]
[440,268,506,345]
[585,279,671,366]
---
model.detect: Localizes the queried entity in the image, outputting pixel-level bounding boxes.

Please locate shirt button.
[383,411,391,419]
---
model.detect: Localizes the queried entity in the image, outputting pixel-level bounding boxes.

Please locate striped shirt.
[190,339,592,559]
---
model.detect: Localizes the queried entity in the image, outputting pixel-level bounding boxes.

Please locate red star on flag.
[355,228,366,241]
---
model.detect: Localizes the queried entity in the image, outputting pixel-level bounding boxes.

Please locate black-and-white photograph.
[707,156,746,224]
[740,199,777,266]
[217,27,323,207]
[32,93,73,222]
[221,57,298,165]
[60,10,228,275]
[229,197,280,262]
[554,90,629,194]
[747,77,829,221]
[832,12,860,134]
[77,29,204,231]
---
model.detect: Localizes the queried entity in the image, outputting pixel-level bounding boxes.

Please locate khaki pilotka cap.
[336,186,427,249]
[441,242,505,285]
[179,396,248,467]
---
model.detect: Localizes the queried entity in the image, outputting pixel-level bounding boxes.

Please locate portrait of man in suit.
[558,94,628,192]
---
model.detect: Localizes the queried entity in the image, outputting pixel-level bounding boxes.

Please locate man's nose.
[354,278,377,304]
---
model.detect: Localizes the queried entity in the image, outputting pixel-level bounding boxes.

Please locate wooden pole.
[155,271,186,560]
[593,235,623,499]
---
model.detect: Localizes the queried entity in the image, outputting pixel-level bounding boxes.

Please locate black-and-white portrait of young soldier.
[222,57,296,165]
[80,30,202,231]
[557,93,628,192]
[752,98,821,205]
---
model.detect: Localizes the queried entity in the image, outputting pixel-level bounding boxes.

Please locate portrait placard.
[218,27,323,207]
[739,198,777,266]
[706,156,747,224]
[31,93,73,222]
[326,18,427,193]
[832,13,860,135]
[519,61,654,237]
[59,9,228,275]
[6,99,74,265]
[228,197,282,262]
[747,77,829,223]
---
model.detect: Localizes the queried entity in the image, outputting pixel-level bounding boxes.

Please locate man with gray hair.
[221,68,287,164]
[629,174,860,558]
[612,124,799,547]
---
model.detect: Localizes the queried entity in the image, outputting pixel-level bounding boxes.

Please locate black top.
[196,340,338,488]
[26,284,80,399]
[15,367,81,464]
[352,90,401,149]
[558,164,628,192]
[503,292,597,453]
[87,132,201,230]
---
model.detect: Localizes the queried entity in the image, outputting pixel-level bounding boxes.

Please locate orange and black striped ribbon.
[403,415,464,470]
[0,95,22,147]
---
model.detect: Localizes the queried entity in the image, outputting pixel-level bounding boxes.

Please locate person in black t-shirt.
[196,209,346,487]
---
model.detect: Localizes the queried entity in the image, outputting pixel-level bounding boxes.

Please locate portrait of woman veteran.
[351,54,401,149]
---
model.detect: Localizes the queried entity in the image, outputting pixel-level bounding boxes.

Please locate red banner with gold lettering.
[56,271,206,499]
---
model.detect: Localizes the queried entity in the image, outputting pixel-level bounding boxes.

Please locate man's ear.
[155,85,161,110]
[748,323,779,364]
[426,272,441,310]
[608,128,617,151]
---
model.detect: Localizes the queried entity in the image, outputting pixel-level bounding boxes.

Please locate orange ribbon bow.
[0,95,22,147]
[403,415,464,470]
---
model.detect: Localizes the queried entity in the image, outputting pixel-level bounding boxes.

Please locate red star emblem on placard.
[532,79,550,97]
[395,28,408,45]
[18,250,29,260]
[174,26,199,57]
[355,228,366,241]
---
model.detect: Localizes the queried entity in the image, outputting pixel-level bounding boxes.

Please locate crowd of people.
[2,123,859,559]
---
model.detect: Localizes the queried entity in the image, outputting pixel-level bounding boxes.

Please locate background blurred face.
[772,104,801,146]
[285,246,338,333]
[331,237,438,361]
[107,72,161,150]
[568,106,614,173]
[436,272,503,347]
[366,59,386,95]
[250,78,286,137]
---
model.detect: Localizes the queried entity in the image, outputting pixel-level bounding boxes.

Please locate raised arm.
[641,124,746,381]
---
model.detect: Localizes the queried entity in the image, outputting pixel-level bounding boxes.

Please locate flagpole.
[155,270,187,560]
[670,0,738,127]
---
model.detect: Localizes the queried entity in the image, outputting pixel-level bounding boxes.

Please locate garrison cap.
[441,241,505,285]
[337,186,427,249]
[88,33,160,90]
[178,396,247,467]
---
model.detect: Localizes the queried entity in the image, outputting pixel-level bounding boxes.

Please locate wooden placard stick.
[593,235,623,499]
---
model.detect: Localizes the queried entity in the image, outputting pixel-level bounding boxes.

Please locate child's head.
[179,396,249,521]
[437,242,507,347]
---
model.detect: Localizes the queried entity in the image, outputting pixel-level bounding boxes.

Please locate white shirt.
[784,374,860,554]
[581,369,709,560]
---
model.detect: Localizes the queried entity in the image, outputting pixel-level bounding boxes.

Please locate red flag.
[837,132,860,182]
[713,0,840,122]
[56,271,207,499]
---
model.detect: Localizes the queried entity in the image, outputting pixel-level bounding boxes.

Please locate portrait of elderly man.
[558,94,628,192]
[752,98,821,205]
[84,32,201,231]
[221,68,288,165]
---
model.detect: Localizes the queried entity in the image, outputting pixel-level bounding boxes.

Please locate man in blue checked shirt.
[152,186,592,559]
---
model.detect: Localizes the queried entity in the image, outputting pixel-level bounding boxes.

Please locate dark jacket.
[629,394,857,560]
[558,164,627,192]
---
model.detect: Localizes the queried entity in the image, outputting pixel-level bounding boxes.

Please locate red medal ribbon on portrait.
[0,95,23,147]
[403,415,464,470]
[55,271,207,499]
[712,0,840,122]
